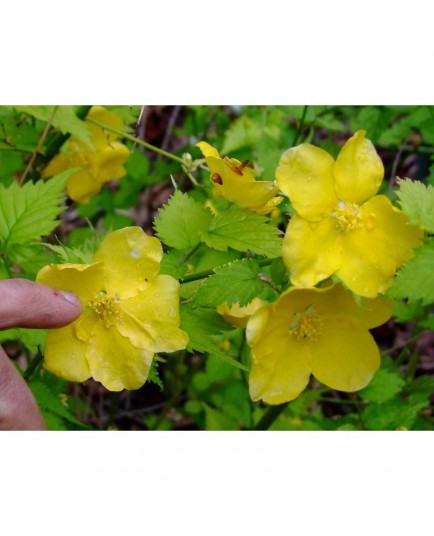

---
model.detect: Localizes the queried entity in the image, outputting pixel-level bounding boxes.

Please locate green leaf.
[17,328,47,354]
[147,359,164,391]
[204,205,282,258]
[221,116,262,154]
[362,397,427,430]
[29,379,88,429]
[388,239,434,305]
[0,328,18,344]
[159,251,188,280]
[193,259,262,307]
[218,380,251,427]
[396,178,434,233]
[349,106,390,142]
[154,190,213,249]
[202,403,239,431]
[359,369,405,402]
[180,303,248,371]
[14,106,93,148]
[205,355,236,383]
[407,376,434,399]
[0,170,71,254]
[42,243,91,264]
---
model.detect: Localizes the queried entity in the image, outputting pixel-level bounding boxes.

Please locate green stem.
[178,243,202,265]
[180,267,217,284]
[86,116,185,165]
[292,105,308,146]
[23,347,44,381]
[319,396,363,406]
[252,402,289,431]
[179,257,279,284]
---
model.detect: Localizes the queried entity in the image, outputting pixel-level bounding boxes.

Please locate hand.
[0,279,82,430]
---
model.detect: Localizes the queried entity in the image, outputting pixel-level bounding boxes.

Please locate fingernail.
[59,290,81,307]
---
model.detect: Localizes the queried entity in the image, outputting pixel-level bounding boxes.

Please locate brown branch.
[18,105,59,185]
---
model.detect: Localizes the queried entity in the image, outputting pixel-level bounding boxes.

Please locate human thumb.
[0,278,82,330]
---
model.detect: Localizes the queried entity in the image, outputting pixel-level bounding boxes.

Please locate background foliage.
[0,104,433,430]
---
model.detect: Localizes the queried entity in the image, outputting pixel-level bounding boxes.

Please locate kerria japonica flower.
[276,130,424,298]
[246,283,393,405]
[196,141,282,215]
[36,227,188,391]
[43,106,130,203]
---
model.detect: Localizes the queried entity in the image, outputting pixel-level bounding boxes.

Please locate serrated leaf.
[388,239,434,305]
[42,242,93,264]
[147,359,164,391]
[359,369,405,402]
[154,190,213,249]
[204,205,282,258]
[159,251,188,280]
[362,397,427,430]
[396,178,434,232]
[193,259,262,307]
[180,303,248,371]
[29,379,87,428]
[0,170,71,254]
[14,106,93,148]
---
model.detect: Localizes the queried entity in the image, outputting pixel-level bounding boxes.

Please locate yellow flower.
[217,297,265,328]
[276,130,424,298]
[43,106,130,203]
[246,283,393,405]
[196,141,282,215]
[36,227,188,391]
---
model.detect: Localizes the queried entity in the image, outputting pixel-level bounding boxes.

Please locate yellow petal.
[246,303,270,347]
[206,155,280,213]
[42,153,72,177]
[276,143,337,220]
[36,262,105,304]
[86,321,154,391]
[93,142,130,183]
[336,195,424,297]
[206,154,253,189]
[283,214,342,287]
[66,169,104,203]
[217,298,265,328]
[309,315,380,392]
[93,227,163,298]
[87,106,125,147]
[314,282,393,329]
[333,130,384,204]
[44,323,91,382]
[234,181,282,214]
[196,141,220,158]
[120,275,188,353]
[247,305,311,404]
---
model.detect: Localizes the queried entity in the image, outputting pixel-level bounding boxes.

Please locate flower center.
[289,305,322,341]
[331,200,363,233]
[88,290,123,328]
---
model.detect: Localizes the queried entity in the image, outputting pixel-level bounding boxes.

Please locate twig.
[134,105,148,153]
[389,134,411,187]
[18,105,59,185]
[292,105,308,146]
[161,105,181,153]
